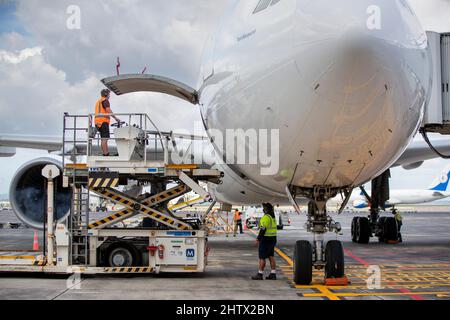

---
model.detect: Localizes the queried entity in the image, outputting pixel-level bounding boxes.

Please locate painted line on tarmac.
[343,248,424,301]
[343,249,370,266]
[246,229,340,300]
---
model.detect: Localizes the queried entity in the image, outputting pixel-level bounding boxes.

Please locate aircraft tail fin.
[428,165,450,191]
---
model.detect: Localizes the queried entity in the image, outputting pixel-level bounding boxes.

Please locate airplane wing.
[0,135,62,156]
[392,140,450,169]
[1,133,450,172]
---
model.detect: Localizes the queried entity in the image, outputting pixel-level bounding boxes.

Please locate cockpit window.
[253,0,272,14]
[253,0,280,14]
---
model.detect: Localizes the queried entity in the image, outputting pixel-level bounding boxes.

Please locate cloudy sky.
[0,0,450,195]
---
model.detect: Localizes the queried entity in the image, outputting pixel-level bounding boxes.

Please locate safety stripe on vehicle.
[88,184,189,229]
[88,177,119,189]
[104,267,154,273]
[88,209,133,229]
[90,187,192,230]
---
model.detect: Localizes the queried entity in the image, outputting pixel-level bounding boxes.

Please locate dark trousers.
[234,220,243,234]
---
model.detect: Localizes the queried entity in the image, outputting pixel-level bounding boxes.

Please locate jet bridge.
[422,32,450,134]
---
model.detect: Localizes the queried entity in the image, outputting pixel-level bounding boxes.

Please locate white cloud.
[0,47,42,64]
[13,0,228,85]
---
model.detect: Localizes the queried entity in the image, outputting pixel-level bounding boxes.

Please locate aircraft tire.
[325,240,345,279]
[351,217,359,242]
[294,240,313,285]
[356,217,370,244]
[383,217,399,242]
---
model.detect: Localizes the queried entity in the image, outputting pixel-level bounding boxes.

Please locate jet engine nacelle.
[9,157,72,230]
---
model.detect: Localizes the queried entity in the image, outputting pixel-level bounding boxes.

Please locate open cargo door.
[101,74,199,105]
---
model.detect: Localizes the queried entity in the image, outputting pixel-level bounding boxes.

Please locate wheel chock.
[324,276,349,286]
[387,240,399,245]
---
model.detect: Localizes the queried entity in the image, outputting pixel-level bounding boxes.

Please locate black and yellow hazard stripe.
[140,208,190,230]
[88,209,133,229]
[88,184,189,229]
[104,267,154,273]
[147,185,188,205]
[33,260,46,266]
[88,172,119,188]
[89,177,119,188]
[90,187,192,230]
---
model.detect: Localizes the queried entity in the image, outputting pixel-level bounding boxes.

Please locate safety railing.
[63,112,210,170]
[86,113,165,164]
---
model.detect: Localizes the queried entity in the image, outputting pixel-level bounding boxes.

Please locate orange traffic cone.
[32,231,39,251]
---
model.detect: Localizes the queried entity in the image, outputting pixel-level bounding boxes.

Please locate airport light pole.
[42,165,60,266]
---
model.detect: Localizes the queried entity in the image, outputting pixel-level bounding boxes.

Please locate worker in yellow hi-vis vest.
[252,202,277,280]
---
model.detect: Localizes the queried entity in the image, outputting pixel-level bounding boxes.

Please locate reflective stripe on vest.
[260,214,277,237]
[95,97,110,125]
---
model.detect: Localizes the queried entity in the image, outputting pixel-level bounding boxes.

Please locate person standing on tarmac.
[252,202,277,280]
[233,209,243,236]
[392,208,403,243]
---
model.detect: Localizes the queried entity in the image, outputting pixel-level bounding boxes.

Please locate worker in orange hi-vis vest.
[233,209,243,237]
[94,89,121,156]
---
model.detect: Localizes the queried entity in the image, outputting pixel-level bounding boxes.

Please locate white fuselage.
[352,190,450,208]
[199,0,431,205]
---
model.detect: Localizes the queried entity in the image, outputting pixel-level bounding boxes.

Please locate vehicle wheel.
[325,240,345,279]
[356,217,370,244]
[107,245,138,267]
[383,217,399,242]
[293,240,313,285]
[351,217,359,242]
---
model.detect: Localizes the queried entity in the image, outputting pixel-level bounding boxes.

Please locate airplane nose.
[294,0,430,106]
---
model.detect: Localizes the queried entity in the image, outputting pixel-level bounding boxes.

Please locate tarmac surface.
[1,209,450,300]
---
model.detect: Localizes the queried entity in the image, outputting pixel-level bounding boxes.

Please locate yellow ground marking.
[272,244,450,299]
[273,246,341,300]
[247,229,450,299]
[303,291,450,298]
[274,247,293,267]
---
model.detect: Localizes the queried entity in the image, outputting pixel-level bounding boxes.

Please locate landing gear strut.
[288,186,345,285]
[352,170,401,244]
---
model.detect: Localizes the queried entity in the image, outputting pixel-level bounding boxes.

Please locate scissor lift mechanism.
[0,112,221,275]
[62,112,221,272]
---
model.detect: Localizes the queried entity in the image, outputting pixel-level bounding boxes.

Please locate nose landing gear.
[288,186,346,285]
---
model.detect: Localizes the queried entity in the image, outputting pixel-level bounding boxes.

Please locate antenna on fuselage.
[116,57,121,76]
